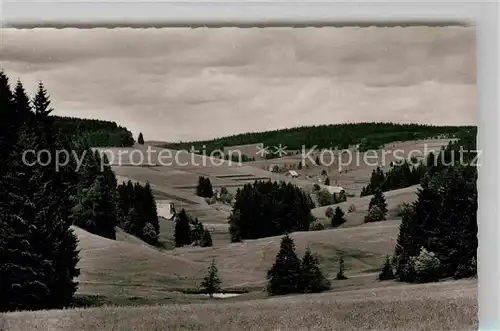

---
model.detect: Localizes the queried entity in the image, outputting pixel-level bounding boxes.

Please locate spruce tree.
[0,78,79,311]
[331,207,346,228]
[200,258,222,298]
[174,209,192,247]
[324,177,330,186]
[368,189,388,220]
[298,248,331,293]
[335,255,348,280]
[266,234,302,295]
[378,255,395,281]
[138,132,144,145]
[200,228,213,247]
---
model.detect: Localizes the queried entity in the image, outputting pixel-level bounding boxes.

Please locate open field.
[1,279,477,331]
[72,217,400,300]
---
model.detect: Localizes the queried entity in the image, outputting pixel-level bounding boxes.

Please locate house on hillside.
[324,185,345,195]
[286,170,299,178]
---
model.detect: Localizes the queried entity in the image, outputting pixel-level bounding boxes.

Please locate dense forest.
[0,71,155,312]
[162,122,474,155]
[392,131,478,282]
[117,181,160,245]
[53,116,135,147]
[228,181,316,242]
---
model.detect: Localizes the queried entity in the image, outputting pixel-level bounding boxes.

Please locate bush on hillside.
[309,221,325,231]
[410,247,441,283]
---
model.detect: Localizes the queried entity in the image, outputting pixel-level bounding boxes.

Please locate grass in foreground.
[1,279,477,331]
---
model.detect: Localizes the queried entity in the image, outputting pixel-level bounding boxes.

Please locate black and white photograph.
[0,26,477,330]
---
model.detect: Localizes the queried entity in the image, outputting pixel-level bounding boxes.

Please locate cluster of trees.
[0,73,80,311]
[54,116,134,147]
[228,181,316,242]
[174,209,213,248]
[392,132,477,282]
[0,71,161,312]
[266,235,331,295]
[163,122,473,156]
[314,186,347,207]
[196,176,214,198]
[364,189,388,223]
[117,181,160,245]
[360,161,425,197]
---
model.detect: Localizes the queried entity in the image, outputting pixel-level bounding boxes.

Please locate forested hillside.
[162,123,474,154]
[53,116,134,147]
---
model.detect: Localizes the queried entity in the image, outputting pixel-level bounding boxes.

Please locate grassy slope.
[73,216,401,299]
[2,279,477,331]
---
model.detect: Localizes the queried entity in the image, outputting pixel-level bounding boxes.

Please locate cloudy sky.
[0,27,476,142]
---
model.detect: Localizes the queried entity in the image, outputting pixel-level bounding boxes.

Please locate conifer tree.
[200,258,222,298]
[324,177,330,186]
[138,132,144,145]
[0,78,79,311]
[72,175,119,240]
[266,234,302,295]
[174,209,192,247]
[331,206,346,228]
[378,255,395,281]
[200,228,213,247]
[335,255,348,280]
[298,248,331,293]
[368,189,388,220]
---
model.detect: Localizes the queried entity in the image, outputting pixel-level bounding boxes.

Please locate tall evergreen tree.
[0,77,80,311]
[368,189,388,220]
[331,207,346,228]
[174,209,192,247]
[335,255,348,280]
[298,248,331,293]
[200,258,222,298]
[266,234,302,295]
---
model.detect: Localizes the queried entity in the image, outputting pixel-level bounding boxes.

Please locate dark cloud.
[0,27,476,141]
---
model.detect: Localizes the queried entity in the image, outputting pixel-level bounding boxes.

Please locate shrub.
[309,221,325,231]
[410,247,441,283]
[364,206,385,223]
[325,207,334,218]
[205,196,217,205]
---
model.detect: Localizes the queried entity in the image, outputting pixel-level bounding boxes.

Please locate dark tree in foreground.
[0,73,79,312]
[392,135,477,283]
[200,258,222,298]
[266,234,302,295]
[299,248,331,293]
[331,207,346,228]
[137,132,144,145]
